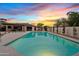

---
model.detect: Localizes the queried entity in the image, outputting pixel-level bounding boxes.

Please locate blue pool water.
[9,32,79,56]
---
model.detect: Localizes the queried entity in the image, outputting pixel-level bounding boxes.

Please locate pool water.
[9,32,79,56]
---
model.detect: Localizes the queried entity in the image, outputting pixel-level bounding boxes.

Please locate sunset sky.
[0,3,79,26]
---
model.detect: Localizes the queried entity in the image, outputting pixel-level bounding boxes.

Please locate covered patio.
[0,23,49,32]
[0,23,35,32]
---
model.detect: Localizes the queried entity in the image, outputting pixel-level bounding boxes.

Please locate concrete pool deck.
[0,32,30,46]
[0,31,30,56]
[0,46,21,56]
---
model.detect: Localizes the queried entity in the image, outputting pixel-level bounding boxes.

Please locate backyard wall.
[65,27,73,37]
[75,27,79,38]
[50,27,79,39]
[58,27,63,34]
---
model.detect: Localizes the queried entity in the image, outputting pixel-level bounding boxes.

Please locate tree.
[61,18,67,34]
[0,18,7,31]
[67,11,79,26]
[37,23,44,31]
[37,23,44,27]
[54,19,61,33]
[53,18,67,34]
[0,18,7,25]
[44,26,48,31]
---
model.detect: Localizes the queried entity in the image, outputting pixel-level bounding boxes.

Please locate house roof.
[2,23,35,27]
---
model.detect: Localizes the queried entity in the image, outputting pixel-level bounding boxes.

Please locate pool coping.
[48,32,79,56]
[4,32,30,46]
[48,32,79,44]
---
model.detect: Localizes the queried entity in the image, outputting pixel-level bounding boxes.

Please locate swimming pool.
[8,32,79,56]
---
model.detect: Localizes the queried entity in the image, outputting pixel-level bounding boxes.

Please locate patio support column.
[5,25,8,32]
[32,27,34,31]
[36,27,38,31]
[53,27,54,32]
[25,26,27,31]
[22,26,26,32]
[42,27,44,31]
[47,27,49,31]
[51,27,52,32]
[22,26,24,32]
[11,25,14,31]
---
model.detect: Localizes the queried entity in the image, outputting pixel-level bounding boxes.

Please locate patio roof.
[2,23,35,27]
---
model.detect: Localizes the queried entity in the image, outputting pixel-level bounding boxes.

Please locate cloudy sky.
[0,3,79,26]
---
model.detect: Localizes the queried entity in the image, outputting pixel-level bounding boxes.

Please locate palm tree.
[54,19,63,33]
[60,18,67,34]
[53,18,67,34]
[54,20,58,33]
[44,26,48,31]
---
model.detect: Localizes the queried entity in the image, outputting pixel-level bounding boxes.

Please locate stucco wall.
[65,27,73,36]
[58,27,63,34]
[52,27,79,39]
[75,27,79,38]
